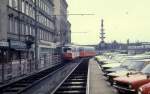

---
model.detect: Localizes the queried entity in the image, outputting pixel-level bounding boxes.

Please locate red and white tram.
[62,45,79,60]
[62,45,96,61]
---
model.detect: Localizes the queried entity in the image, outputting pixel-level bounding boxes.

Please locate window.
[9,0,13,7]
[49,33,51,41]
[36,0,39,6]
[44,31,46,41]
[42,31,44,40]
[14,0,18,10]
[25,24,28,35]
[39,29,41,40]
[46,32,48,41]
[41,1,43,9]
[25,2,29,15]
[21,23,25,35]
[41,30,43,40]
[32,0,35,3]
[32,9,35,19]
[9,0,18,10]
[42,30,45,40]
[32,27,35,36]
[44,4,46,11]
[39,29,41,39]
[39,0,42,9]
[9,17,13,33]
[29,5,32,17]
[15,19,18,34]
[29,26,32,35]
[22,0,25,13]
[31,7,33,18]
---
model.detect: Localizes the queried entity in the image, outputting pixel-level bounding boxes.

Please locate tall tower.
[98,19,106,50]
[100,19,105,43]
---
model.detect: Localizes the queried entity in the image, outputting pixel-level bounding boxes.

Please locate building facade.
[66,21,71,43]
[0,0,63,82]
[53,0,71,46]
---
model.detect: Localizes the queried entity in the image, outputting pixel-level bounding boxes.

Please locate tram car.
[62,45,79,61]
[62,45,96,61]
[79,46,96,57]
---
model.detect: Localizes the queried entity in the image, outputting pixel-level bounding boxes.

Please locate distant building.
[128,42,150,54]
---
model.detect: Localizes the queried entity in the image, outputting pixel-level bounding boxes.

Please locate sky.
[66,0,150,45]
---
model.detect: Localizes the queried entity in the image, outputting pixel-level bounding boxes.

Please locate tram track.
[0,63,66,94]
[52,58,90,94]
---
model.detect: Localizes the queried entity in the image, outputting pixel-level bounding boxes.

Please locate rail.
[51,58,90,94]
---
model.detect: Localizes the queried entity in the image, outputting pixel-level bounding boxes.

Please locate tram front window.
[63,48,71,53]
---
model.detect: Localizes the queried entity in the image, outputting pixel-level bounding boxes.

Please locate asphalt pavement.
[89,58,117,94]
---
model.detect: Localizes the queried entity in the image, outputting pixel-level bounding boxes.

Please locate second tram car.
[79,46,96,57]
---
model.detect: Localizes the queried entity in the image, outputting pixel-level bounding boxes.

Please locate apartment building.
[0,0,60,82]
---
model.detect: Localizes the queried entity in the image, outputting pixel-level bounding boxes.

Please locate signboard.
[10,40,27,50]
[0,42,9,47]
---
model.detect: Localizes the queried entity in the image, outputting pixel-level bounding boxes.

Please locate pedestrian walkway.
[89,58,116,94]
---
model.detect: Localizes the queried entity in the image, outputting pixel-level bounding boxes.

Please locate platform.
[89,58,115,94]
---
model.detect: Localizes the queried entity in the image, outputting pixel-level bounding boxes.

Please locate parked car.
[101,61,121,72]
[107,61,147,85]
[104,60,132,76]
[113,64,150,94]
[138,82,150,94]
[104,54,147,76]
[95,53,127,67]
[95,55,108,65]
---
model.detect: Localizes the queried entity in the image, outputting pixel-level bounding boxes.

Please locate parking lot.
[92,52,150,94]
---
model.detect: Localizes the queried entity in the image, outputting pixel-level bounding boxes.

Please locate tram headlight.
[129,84,132,89]
[113,81,117,85]
[138,88,143,94]
[138,90,142,94]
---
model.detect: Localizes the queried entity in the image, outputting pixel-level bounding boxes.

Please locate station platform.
[88,58,115,94]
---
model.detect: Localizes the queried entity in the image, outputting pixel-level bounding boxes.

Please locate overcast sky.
[67,0,150,45]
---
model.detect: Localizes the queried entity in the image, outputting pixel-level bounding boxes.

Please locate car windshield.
[63,48,71,52]
[127,61,144,71]
[141,64,150,74]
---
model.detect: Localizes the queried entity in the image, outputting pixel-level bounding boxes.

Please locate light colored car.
[101,62,121,71]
